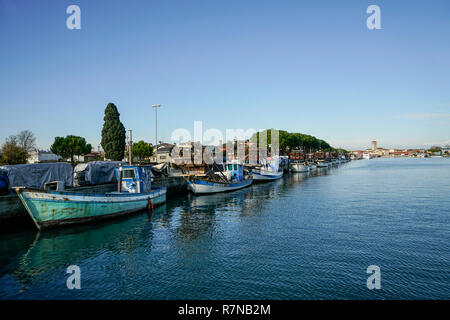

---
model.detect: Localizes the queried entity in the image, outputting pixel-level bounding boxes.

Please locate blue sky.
[1,0,449,150]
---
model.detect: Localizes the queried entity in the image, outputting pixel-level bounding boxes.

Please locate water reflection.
[0,206,165,293]
[285,172,309,184]
[164,169,334,242]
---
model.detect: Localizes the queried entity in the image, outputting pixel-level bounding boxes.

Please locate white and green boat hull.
[15,187,166,230]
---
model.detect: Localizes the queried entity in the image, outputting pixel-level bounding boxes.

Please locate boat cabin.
[115,165,152,193]
[225,162,244,182]
[213,161,244,182]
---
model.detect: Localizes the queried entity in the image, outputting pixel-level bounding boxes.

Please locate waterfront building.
[149,143,175,163]
[441,146,450,156]
[389,150,409,157]
[371,141,377,151]
[72,151,105,162]
[350,150,364,160]
[406,149,426,157]
[369,148,389,158]
[27,150,61,163]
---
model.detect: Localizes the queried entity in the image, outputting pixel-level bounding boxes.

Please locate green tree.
[0,136,28,165]
[50,135,92,164]
[133,140,153,161]
[335,148,349,154]
[101,103,126,161]
[428,146,441,153]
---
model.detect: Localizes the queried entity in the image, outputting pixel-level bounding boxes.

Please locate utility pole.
[152,104,161,162]
[128,129,133,165]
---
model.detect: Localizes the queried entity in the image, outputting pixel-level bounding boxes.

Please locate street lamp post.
[152,104,161,162]
[128,129,133,165]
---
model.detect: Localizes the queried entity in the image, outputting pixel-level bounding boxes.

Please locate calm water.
[0,158,449,299]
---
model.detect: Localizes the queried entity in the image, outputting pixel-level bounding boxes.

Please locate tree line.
[251,129,337,154]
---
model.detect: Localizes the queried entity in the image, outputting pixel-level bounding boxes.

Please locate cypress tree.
[101,103,126,161]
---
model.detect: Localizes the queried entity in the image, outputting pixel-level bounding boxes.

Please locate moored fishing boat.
[316,159,329,168]
[290,161,309,172]
[308,162,317,171]
[15,165,166,230]
[186,161,253,194]
[251,158,284,181]
[251,169,283,181]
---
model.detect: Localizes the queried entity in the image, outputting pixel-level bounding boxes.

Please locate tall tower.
[371,141,377,151]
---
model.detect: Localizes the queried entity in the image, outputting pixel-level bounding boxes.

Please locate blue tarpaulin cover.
[0,163,73,190]
[73,161,126,186]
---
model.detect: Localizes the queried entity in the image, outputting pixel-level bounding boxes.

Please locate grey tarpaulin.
[0,163,73,190]
[151,162,170,178]
[73,161,126,186]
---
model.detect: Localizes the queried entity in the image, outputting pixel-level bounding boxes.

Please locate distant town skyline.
[1,0,449,151]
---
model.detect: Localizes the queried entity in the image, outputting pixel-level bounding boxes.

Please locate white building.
[441,146,450,155]
[149,143,175,163]
[28,150,61,163]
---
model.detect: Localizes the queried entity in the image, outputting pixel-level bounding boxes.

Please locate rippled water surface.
[0,158,449,299]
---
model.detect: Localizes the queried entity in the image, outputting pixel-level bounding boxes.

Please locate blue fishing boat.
[15,165,166,230]
[250,157,284,181]
[186,161,253,194]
